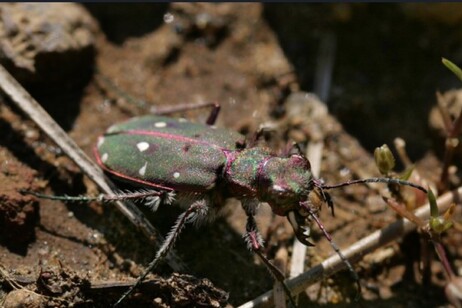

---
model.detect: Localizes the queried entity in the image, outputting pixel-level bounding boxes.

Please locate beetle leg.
[113,199,209,307]
[246,126,274,147]
[205,102,221,125]
[243,209,297,307]
[104,189,175,210]
[279,141,308,158]
[241,198,259,216]
[152,101,221,125]
[22,189,175,212]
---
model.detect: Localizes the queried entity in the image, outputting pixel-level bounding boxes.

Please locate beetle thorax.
[224,148,313,215]
[224,147,273,198]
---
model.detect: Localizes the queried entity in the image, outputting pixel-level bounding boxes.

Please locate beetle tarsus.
[21,190,96,203]
[22,189,175,210]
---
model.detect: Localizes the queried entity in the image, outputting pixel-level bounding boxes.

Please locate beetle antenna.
[320,177,427,194]
[300,201,361,298]
[306,176,427,299]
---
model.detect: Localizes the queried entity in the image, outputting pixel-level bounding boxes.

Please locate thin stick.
[0,64,183,271]
[238,185,460,308]
[313,32,336,103]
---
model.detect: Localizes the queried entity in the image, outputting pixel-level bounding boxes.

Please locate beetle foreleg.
[243,212,297,307]
[246,126,275,147]
[113,199,209,307]
[241,199,259,216]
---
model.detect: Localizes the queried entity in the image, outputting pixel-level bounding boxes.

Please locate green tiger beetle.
[27,102,427,306]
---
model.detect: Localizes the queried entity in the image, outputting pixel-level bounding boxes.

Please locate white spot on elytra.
[136,142,149,152]
[154,122,167,128]
[272,184,284,192]
[178,118,187,122]
[139,162,148,176]
[97,137,105,148]
[101,153,108,163]
[173,172,180,179]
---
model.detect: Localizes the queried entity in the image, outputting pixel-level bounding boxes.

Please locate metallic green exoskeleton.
[95,115,321,245]
[91,113,427,307]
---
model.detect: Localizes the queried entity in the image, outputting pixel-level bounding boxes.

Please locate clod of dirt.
[119,273,229,307]
[164,273,228,307]
[0,149,40,249]
[36,264,90,304]
[1,264,91,307]
[171,3,232,48]
[3,289,44,308]
[0,3,97,86]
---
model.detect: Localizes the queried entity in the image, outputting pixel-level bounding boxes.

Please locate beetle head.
[259,154,312,213]
[258,154,334,245]
[287,183,331,246]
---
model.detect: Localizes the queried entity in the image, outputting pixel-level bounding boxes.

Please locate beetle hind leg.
[21,188,175,212]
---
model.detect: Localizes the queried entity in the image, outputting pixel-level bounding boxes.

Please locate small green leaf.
[430,204,455,234]
[427,188,438,218]
[399,166,414,181]
[430,216,453,234]
[442,58,462,82]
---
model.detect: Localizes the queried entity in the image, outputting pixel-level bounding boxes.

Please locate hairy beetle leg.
[244,212,297,307]
[113,199,209,307]
[22,189,175,212]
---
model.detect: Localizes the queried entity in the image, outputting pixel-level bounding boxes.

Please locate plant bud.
[374,144,395,175]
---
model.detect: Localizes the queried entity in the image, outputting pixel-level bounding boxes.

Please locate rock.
[0,3,98,87]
